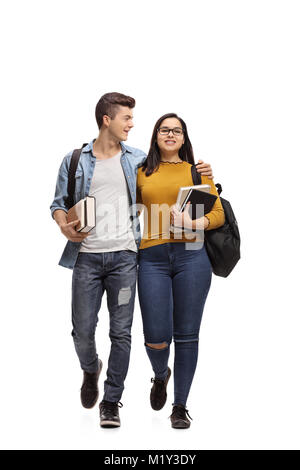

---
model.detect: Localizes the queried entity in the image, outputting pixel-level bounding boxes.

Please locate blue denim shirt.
[50,140,147,269]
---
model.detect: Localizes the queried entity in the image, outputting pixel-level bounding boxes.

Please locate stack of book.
[66,196,96,233]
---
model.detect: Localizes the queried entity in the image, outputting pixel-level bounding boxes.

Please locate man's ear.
[103,115,110,127]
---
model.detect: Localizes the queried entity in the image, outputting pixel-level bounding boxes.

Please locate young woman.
[136,113,225,429]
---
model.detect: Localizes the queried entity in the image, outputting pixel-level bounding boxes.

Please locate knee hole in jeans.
[118,286,132,306]
[145,341,169,350]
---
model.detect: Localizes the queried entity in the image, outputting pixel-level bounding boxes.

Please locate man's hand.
[59,219,90,242]
[195,159,214,179]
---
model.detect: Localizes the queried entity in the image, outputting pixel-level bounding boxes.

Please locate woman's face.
[156,117,185,154]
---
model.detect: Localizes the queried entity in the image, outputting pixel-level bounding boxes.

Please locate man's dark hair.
[95,92,135,129]
[142,113,195,176]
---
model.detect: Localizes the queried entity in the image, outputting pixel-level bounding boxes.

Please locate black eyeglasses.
[157,127,184,136]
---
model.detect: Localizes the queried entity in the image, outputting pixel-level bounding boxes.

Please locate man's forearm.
[53,209,68,228]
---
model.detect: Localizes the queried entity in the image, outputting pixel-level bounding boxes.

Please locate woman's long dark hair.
[142,113,195,176]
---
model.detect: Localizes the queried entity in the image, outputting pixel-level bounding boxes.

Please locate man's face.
[106,106,134,141]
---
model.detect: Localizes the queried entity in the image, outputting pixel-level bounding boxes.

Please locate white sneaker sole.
[100,420,120,428]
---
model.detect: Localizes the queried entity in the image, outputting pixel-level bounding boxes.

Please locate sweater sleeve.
[201,176,225,230]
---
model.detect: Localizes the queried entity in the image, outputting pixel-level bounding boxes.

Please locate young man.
[50,92,213,428]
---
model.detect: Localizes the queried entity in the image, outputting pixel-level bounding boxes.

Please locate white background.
[1,0,299,450]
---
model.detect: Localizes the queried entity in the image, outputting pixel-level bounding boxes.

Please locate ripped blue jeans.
[137,242,212,407]
[71,250,137,402]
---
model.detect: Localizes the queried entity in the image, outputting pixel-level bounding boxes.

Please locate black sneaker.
[80,359,103,409]
[99,400,123,428]
[150,367,171,411]
[170,404,193,429]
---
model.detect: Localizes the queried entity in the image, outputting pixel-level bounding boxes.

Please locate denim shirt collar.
[82,139,132,156]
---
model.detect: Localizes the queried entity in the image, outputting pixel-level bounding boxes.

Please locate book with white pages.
[66,196,96,233]
[176,184,211,209]
[170,184,216,233]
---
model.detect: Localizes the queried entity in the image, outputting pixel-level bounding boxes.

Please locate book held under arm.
[66,196,96,233]
[170,184,217,232]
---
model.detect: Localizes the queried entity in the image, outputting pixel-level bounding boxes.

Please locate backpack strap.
[191,165,202,185]
[66,143,88,209]
[215,183,222,195]
[191,165,222,196]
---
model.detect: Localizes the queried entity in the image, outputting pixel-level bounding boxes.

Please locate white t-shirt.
[79,151,137,253]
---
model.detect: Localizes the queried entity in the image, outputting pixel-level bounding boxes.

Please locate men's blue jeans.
[137,242,212,407]
[71,250,137,403]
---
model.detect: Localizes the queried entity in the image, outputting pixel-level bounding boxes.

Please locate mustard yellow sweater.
[137,161,225,250]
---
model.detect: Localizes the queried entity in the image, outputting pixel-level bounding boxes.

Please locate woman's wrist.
[191,216,210,231]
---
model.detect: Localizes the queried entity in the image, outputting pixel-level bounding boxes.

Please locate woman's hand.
[170,202,193,230]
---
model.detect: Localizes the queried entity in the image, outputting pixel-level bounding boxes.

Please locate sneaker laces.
[170,405,193,421]
[101,400,123,416]
[151,377,166,387]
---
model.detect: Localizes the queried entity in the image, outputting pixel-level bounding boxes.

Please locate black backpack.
[191,166,241,277]
[65,143,88,210]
